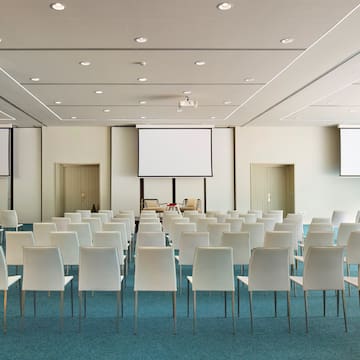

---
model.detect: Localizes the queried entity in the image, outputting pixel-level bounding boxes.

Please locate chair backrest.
[51,217,71,231]
[134,247,177,291]
[171,222,197,250]
[82,217,102,235]
[93,231,125,265]
[90,213,109,225]
[183,210,199,218]
[76,210,92,219]
[264,231,294,265]
[196,217,217,232]
[0,210,19,228]
[111,218,131,241]
[136,232,166,248]
[303,246,345,291]
[336,223,360,247]
[192,247,234,291]
[0,247,9,289]
[67,222,92,246]
[283,214,304,244]
[22,247,65,291]
[242,213,257,224]
[143,199,160,209]
[6,231,35,265]
[331,210,349,227]
[33,222,57,246]
[311,217,331,224]
[256,217,277,232]
[355,210,360,223]
[98,209,114,222]
[346,231,360,264]
[248,248,289,291]
[116,213,135,232]
[214,213,227,223]
[227,210,241,218]
[163,214,182,233]
[248,210,263,219]
[188,213,206,224]
[138,222,162,233]
[308,223,333,233]
[178,231,209,265]
[50,231,80,266]
[139,217,160,223]
[241,223,265,250]
[266,210,283,222]
[274,222,298,252]
[102,222,127,249]
[221,232,250,265]
[79,247,121,291]
[208,223,231,247]
[225,217,244,232]
[64,212,82,223]
[304,231,334,257]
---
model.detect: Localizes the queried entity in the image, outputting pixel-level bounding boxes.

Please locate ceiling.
[1,0,360,128]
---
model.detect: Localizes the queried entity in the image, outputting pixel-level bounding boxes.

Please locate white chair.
[237,248,290,332]
[311,217,331,224]
[187,247,235,334]
[336,223,360,247]
[208,223,231,247]
[266,210,283,223]
[136,232,166,249]
[241,223,265,250]
[33,222,57,246]
[139,217,160,224]
[196,217,217,232]
[331,210,349,228]
[345,231,360,287]
[188,213,206,224]
[98,209,114,222]
[307,223,333,233]
[0,247,21,333]
[6,231,35,273]
[240,213,257,224]
[82,217,102,235]
[225,217,244,233]
[248,210,263,219]
[0,210,23,232]
[274,222,298,255]
[21,247,74,329]
[221,232,250,275]
[51,217,71,231]
[227,210,240,218]
[183,210,199,218]
[163,214,182,234]
[214,213,228,223]
[76,210,91,220]
[134,247,177,334]
[68,222,92,247]
[256,217,277,232]
[264,231,294,274]
[103,222,128,253]
[290,246,347,332]
[355,210,360,223]
[64,212,82,223]
[175,232,209,293]
[78,247,124,332]
[171,222,197,250]
[90,213,109,225]
[50,231,80,272]
[138,222,162,233]
[283,214,304,250]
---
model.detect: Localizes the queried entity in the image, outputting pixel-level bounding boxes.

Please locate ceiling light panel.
[50,2,65,11]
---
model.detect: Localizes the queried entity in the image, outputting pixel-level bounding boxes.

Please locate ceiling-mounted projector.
[178,96,198,108]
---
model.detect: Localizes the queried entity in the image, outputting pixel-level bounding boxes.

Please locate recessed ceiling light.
[177,108,183,113]
[183,90,192,95]
[244,77,255,82]
[280,38,294,44]
[54,101,62,105]
[139,100,147,105]
[79,61,91,66]
[210,116,216,119]
[50,2,65,11]
[134,61,147,66]
[140,116,146,119]
[137,77,147,82]
[71,116,77,119]
[224,100,232,105]
[30,77,40,82]
[134,36,148,44]
[94,90,103,94]
[103,109,111,113]
[194,60,206,66]
[217,2,232,10]
[0,38,2,43]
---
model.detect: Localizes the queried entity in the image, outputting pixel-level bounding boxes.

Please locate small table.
[166,203,181,214]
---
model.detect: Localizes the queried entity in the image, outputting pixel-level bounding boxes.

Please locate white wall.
[13,128,41,222]
[235,126,360,223]
[42,127,110,220]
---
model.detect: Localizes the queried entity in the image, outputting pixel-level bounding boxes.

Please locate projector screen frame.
[137,127,213,178]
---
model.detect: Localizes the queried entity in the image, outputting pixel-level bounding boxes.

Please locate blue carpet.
[1,225,359,359]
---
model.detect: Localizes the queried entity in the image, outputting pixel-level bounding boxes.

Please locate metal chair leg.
[323,290,326,317]
[3,290,7,334]
[21,290,26,331]
[193,291,197,335]
[60,291,64,332]
[231,291,235,335]
[78,291,82,332]
[237,278,240,318]
[187,280,190,318]
[134,291,138,335]
[116,290,120,333]
[342,290,348,332]
[304,290,309,333]
[274,291,277,318]
[33,291,36,318]
[249,291,254,334]
[287,291,291,333]
[224,291,227,318]
[172,291,177,335]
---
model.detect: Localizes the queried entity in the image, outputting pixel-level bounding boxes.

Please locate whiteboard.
[138,128,213,177]
[0,129,9,176]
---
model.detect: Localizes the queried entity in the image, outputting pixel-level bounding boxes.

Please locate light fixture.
[94,90,103,94]
[178,96,198,110]
[30,77,40,82]
[0,38,2,43]
[244,77,255,82]
[134,61,147,66]
[280,38,294,44]
[223,100,232,105]
[137,77,147,82]
[217,2,232,10]
[103,109,111,113]
[139,100,147,105]
[79,61,91,66]
[194,60,206,66]
[134,36,148,44]
[71,116,77,119]
[140,116,146,119]
[183,90,192,95]
[50,2,65,11]
[210,116,216,119]
[54,101,62,105]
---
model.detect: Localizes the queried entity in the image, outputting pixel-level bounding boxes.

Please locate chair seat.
[237,275,249,286]
[64,275,74,287]
[289,275,303,287]
[344,276,358,287]
[8,275,21,288]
